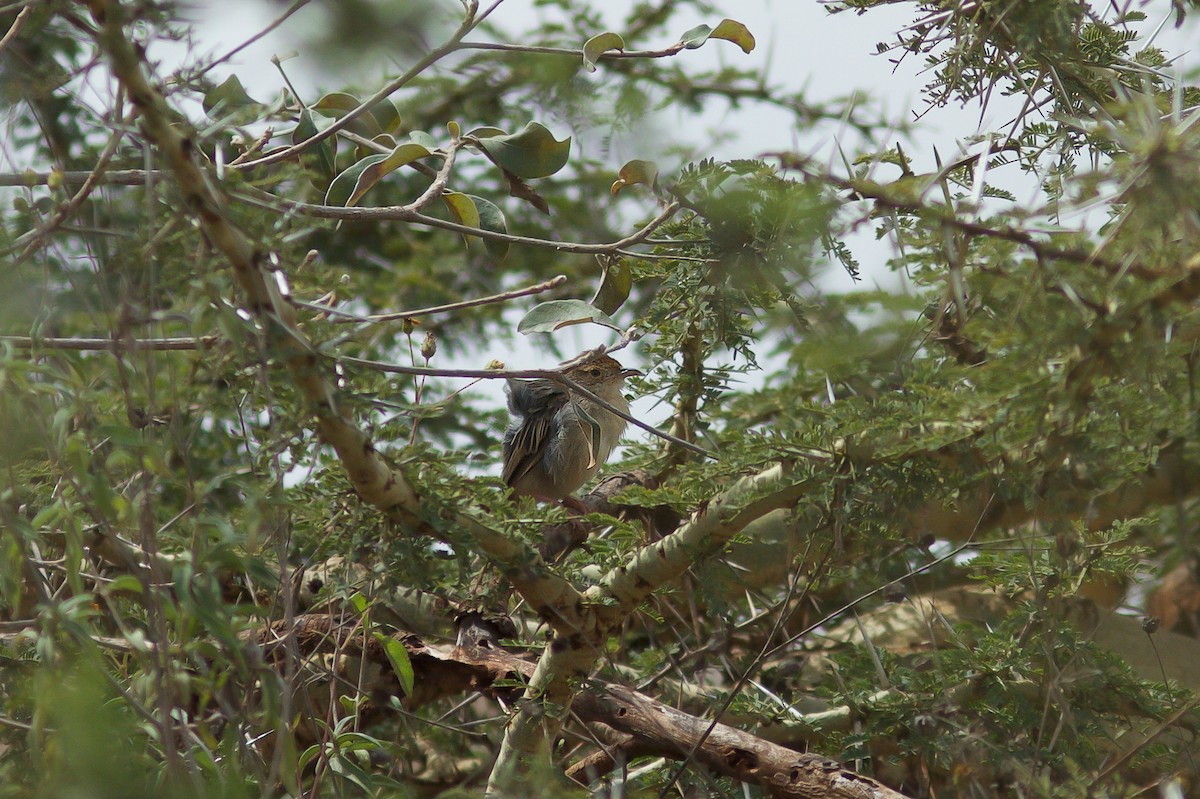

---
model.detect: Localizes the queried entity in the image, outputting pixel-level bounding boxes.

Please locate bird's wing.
[502,379,567,487]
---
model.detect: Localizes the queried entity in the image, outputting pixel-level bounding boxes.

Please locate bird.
[502,354,640,503]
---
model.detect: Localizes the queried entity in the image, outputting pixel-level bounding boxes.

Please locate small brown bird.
[502,354,639,502]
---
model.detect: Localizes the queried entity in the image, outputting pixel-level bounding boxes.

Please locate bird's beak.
[620,368,643,380]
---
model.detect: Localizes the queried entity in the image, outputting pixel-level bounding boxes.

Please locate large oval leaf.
[591,257,632,315]
[474,122,571,180]
[441,191,480,230]
[472,194,510,262]
[324,142,433,207]
[312,92,404,137]
[517,300,621,334]
[203,75,264,121]
[440,193,510,261]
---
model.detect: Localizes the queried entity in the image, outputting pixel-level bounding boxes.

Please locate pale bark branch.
[86,0,419,513]
[592,465,814,611]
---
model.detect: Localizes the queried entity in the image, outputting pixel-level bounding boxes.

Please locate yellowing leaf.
[678,19,755,53]
[441,193,510,260]
[711,19,755,54]
[610,159,659,196]
[442,191,480,231]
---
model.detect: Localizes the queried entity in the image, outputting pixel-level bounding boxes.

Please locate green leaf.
[471,194,510,261]
[517,300,621,334]
[374,632,415,696]
[474,122,571,179]
[439,192,509,260]
[202,75,263,119]
[324,142,433,207]
[348,592,370,615]
[325,154,386,207]
[610,159,659,196]
[679,19,755,53]
[409,130,439,149]
[292,109,338,189]
[582,32,624,72]
[465,126,507,139]
[591,258,632,315]
[679,24,714,49]
[312,92,403,136]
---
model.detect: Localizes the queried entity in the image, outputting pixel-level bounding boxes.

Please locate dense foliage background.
[3,0,1200,796]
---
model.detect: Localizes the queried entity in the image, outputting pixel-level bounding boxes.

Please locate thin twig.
[12,110,128,263]
[192,0,311,79]
[338,356,715,459]
[457,39,688,61]
[234,188,682,254]
[0,4,30,55]
[0,335,219,351]
[227,6,482,171]
[323,275,568,324]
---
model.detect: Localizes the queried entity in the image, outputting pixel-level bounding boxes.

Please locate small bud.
[420,331,437,360]
[1142,616,1160,634]
[401,318,416,335]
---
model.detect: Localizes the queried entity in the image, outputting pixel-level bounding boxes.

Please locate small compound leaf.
[470,194,510,261]
[517,299,621,334]
[679,23,713,49]
[374,632,415,696]
[710,19,756,53]
[582,32,624,72]
[293,109,338,189]
[591,258,632,315]
[475,122,571,179]
[325,142,433,207]
[203,75,263,120]
[610,159,659,196]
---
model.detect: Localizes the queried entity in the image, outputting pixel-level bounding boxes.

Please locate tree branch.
[86,0,420,514]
